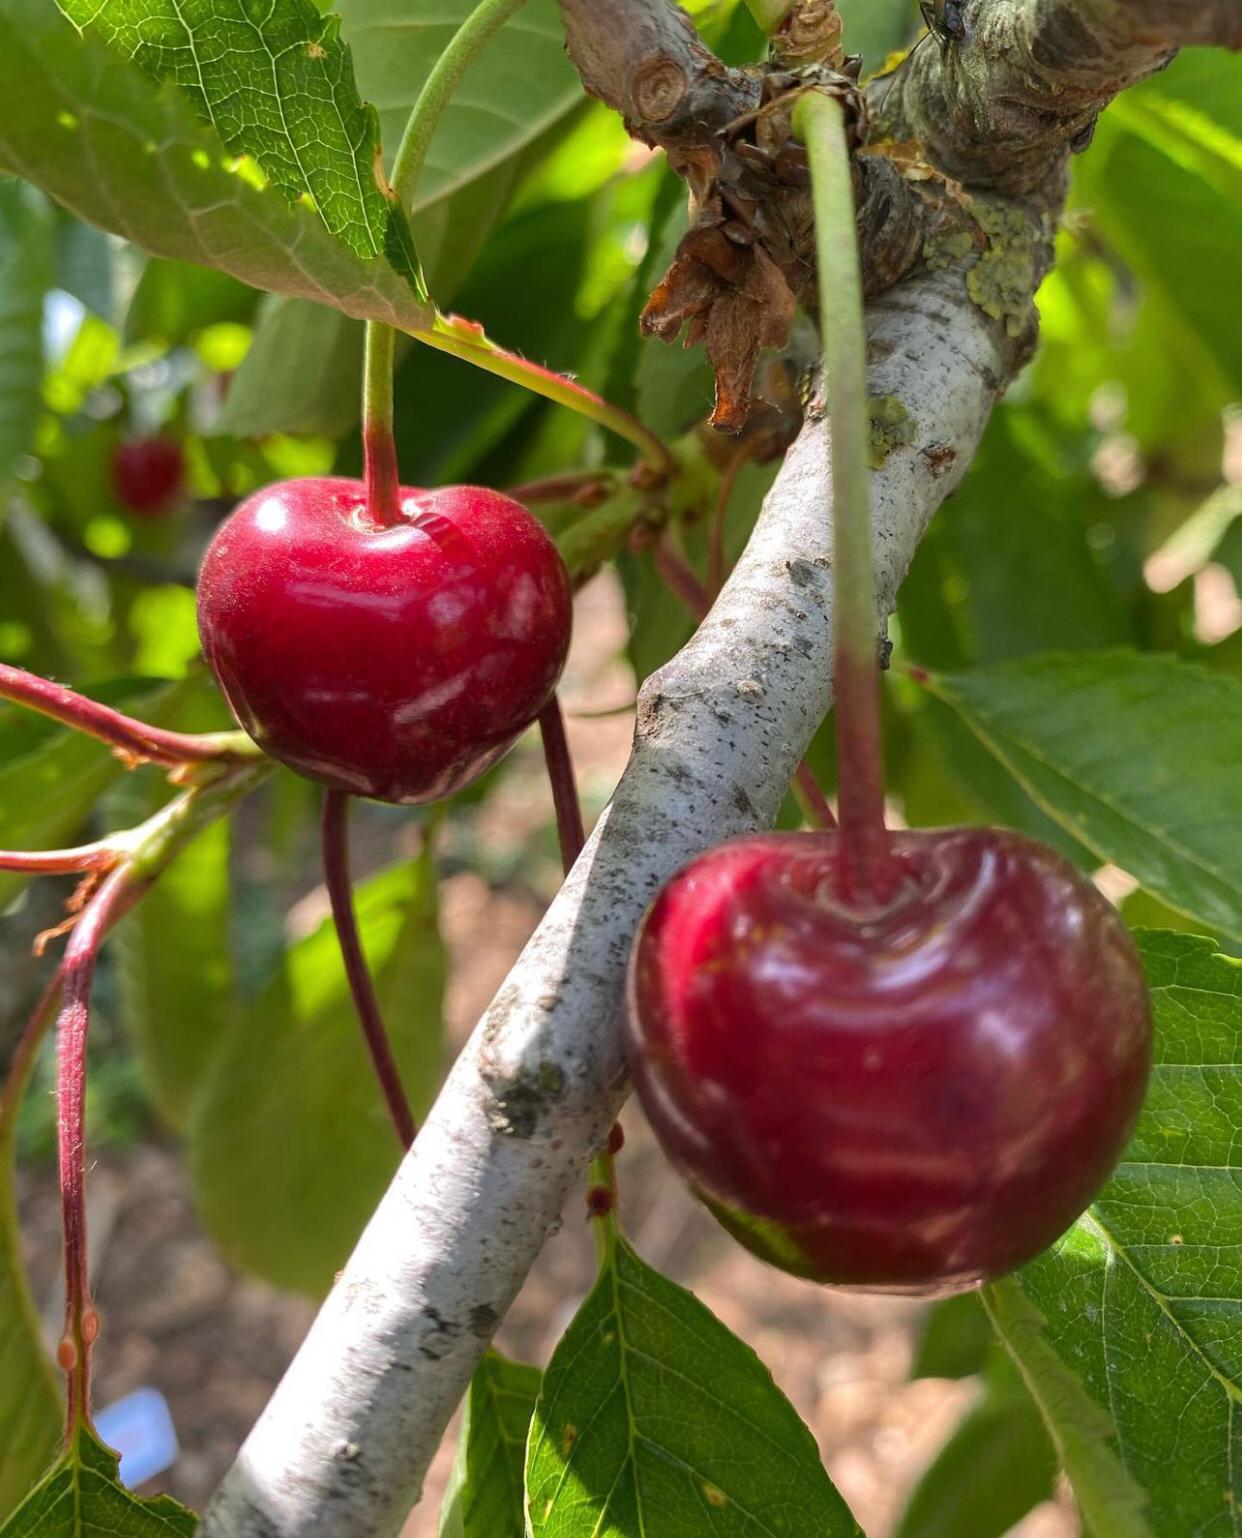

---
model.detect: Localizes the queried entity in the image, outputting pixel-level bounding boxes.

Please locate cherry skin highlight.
[197,478,572,804]
[111,437,186,518]
[626,827,1152,1294]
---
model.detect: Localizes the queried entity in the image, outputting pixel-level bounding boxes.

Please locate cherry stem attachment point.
[796,90,898,905]
[321,790,417,1150]
[56,864,147,1432]
[0,664,259,769]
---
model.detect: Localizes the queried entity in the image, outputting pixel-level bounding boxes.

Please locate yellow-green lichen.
[869,395,915,469]
[923,227,975,271]
[966,199,1039,339]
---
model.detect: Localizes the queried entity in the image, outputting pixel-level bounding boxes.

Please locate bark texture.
[202,2,1239,1534]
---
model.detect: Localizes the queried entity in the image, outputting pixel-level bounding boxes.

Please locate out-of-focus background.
[4,0,1242,1531]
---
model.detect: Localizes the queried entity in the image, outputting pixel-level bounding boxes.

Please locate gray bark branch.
[202,1,1237,1534]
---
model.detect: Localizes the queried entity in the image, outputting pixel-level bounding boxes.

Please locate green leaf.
[1075,55,1242,398]
[107,679,237,1129]
[0,0,433,333]
[53,211,114,322]
[909,1293,992,1382]
[189,849,446,1295]
[987,930,1242,1538]
[526,1236,862,1538]
[0,1003,61,1520]
[0,677,176,910]
[58,0,422,286]
[437,1351,540,1538]
[0,181,53,487]
[214,297,364,440]
[894,1350,1057,1538]
[922,651,1242,942]
[341,0,581,293]
[0,1423,195,1536]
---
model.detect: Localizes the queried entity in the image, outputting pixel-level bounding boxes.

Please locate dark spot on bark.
[470,1304,500,1338]
[786,557,818,589]
[734,787,757,817]
[921,441,957,476]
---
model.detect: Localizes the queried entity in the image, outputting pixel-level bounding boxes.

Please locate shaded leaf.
[0,181,53,487]
[0,0,433,334]
[527,1236,862,1538]
[922,651,1242,941]
[341,0,580,296]
[215,296,365,440]
[437,1351,540,1538]
[107,678,237,1129]
[986,930,1242,1538]
[910,1293,992,1382]
[53,211,114,322]
[189,849,445,1295]
[59,0,422,286]
[894,1349,1057,1538]
[0,1424,194,1536]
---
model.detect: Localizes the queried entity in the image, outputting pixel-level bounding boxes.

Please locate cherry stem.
[654,535,712,618]
[321,791,417,1150]
[362,324,402,529]
[508,469,617,508]
[416,315,675,479]
[708,450,747,597]
[0,664,258,768]
[538,697,586,876]
[0,841,118,875]
[796,92,898,906]
[654,537,837,829]
[792,763,836,830]
[56,865,147,1432]
[388,0,530,224]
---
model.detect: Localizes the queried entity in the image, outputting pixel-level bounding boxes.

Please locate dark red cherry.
[626,827,1152,1293]
[111,437,186,518]
[196,478,572,804]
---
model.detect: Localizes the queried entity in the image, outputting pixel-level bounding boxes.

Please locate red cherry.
[196,478,573,804]
[626,827,1152,1294]
[111,437,186,517]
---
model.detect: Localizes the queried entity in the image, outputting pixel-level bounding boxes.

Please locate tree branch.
[201,267,1016,1538]
[202,2,1236,1534]
[878,0,1242,196]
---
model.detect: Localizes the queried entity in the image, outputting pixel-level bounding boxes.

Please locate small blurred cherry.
[111,437,186,518]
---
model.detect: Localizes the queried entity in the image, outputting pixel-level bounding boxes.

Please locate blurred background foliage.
[1,1,1240,1531]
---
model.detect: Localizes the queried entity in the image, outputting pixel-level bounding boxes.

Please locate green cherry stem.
[321,790,417,1150]
[796,90,898,907]
[388,0,530,211]
[362,323,401,528]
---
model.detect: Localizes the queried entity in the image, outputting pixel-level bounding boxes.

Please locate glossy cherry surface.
[197,478,572,804]
[626,827,1152,1293]
[112,438,186,517]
